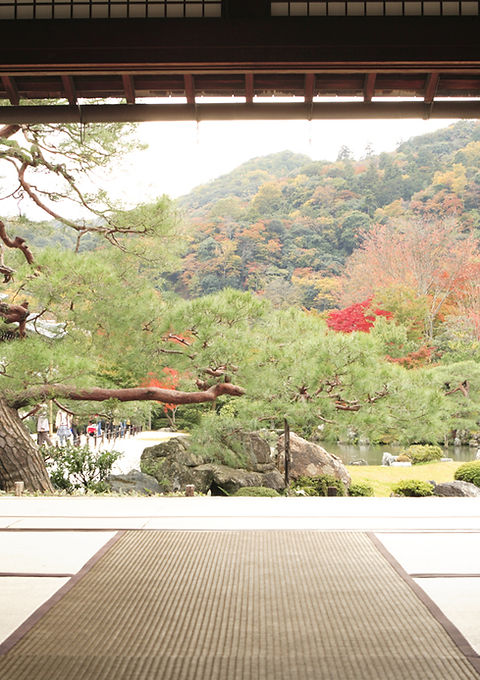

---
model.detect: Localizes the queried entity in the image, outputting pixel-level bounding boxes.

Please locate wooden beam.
[2,100,480,124]
[245,73,254,103]
[122,74,136,104]
[1,18,480,71]
[184,74,195,105]
[0,71,477,102]
[363,73,376,103]
[61,75,77,105]
[1,76,19,106]
[424,72,440,103]
[304,73,315,103]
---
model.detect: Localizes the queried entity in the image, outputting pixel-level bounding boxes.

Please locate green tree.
[0,123,245,493]
[162,294,455,447]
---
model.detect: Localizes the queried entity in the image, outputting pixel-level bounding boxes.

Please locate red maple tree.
[326,298,393,333]
[143,368,180,413]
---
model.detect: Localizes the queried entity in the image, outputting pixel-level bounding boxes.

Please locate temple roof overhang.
[1,8,480,121]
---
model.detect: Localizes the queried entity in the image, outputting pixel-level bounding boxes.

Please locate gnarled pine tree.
[0,122,244,492]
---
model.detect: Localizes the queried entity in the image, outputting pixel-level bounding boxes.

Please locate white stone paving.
[1,495,479,520]
[0,577,70,646]
[0,531,117,574]
[7,517,149,530]
[376,532,480,574]
[415,578,480,654]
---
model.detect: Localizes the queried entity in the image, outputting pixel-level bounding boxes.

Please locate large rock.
[277,432,351,488]
[195,463,285,495]
[107,469,162,495]
[223,431,273,471]
[140,432,285,495]
[153,459,199,493]
[142,436,205,469]
[433,481,480,497]
[382,452,397,466]
[261,468,286,492]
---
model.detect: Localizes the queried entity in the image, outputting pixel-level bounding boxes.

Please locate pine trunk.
[0,398,53,493]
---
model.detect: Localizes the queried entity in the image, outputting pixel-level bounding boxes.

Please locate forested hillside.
[176,121,480,309]
[3,118,480,466]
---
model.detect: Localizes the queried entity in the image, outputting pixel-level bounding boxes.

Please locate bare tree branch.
[317,413,337,424]
[0,300,29,337]
[20,404,41,420]
[0,125,20,139]
[445,380,469,398]
[17,162,82,230]
[10,381,246,410]
[51,398,76,416]
[0,220,34,265]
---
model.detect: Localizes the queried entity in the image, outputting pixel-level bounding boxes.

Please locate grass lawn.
[346,461,464,497]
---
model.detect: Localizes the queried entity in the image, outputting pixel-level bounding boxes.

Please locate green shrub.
[402,445,443,464]
[454,461,480,488]
[188,414,248,468]
[291,475,347,497]
[41,443,122,493]
[348,482,374,497]
[392,479,434,497]
[234,486,280,497]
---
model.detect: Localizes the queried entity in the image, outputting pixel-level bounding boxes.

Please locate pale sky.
[109,117,458,206]
[0,116,459,219]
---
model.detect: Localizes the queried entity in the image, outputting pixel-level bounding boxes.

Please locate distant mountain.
[397,120,480,158]
[179,151,312,211]
[173,121,480,309]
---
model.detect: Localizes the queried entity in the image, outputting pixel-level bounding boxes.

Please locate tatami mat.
[0,530,478,680]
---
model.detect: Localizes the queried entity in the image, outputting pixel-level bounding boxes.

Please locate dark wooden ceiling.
[1,0,480,121]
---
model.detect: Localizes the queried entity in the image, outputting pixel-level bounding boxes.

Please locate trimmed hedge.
[234,486,281,497]
[454,461,480,488]
[291,474,347,497]
[392,479,434,497]
[348,482,374,497]
[402,445,443,464]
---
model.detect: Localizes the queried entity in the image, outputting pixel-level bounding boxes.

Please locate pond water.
[325,442,479,466]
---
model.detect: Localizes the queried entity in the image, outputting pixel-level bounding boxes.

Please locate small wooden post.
[284,418,290,487]
[49,399,53,436]
[14,481,24,496]
[185,484,195,497]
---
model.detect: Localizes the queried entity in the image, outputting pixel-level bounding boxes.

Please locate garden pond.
[328,443,479,466]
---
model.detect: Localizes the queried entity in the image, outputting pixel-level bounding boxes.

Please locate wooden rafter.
[363,73,376,103]
[304,73,315,103]
[424,72,440,104]
[122,74,136,104]
[245,72,254,103]
[61,75,77,105]
[1,70,480,103]
[1,76,19,106]
[184,74,195,105]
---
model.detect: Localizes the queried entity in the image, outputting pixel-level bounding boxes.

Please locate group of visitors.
[36,405,79,446]
[86,419,137,440]
[35,404,139,447]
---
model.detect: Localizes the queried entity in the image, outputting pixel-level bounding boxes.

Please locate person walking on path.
[55,408,73,446]
[37,405,53,446]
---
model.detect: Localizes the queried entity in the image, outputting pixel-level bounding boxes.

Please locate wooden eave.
[0,16,480,120]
